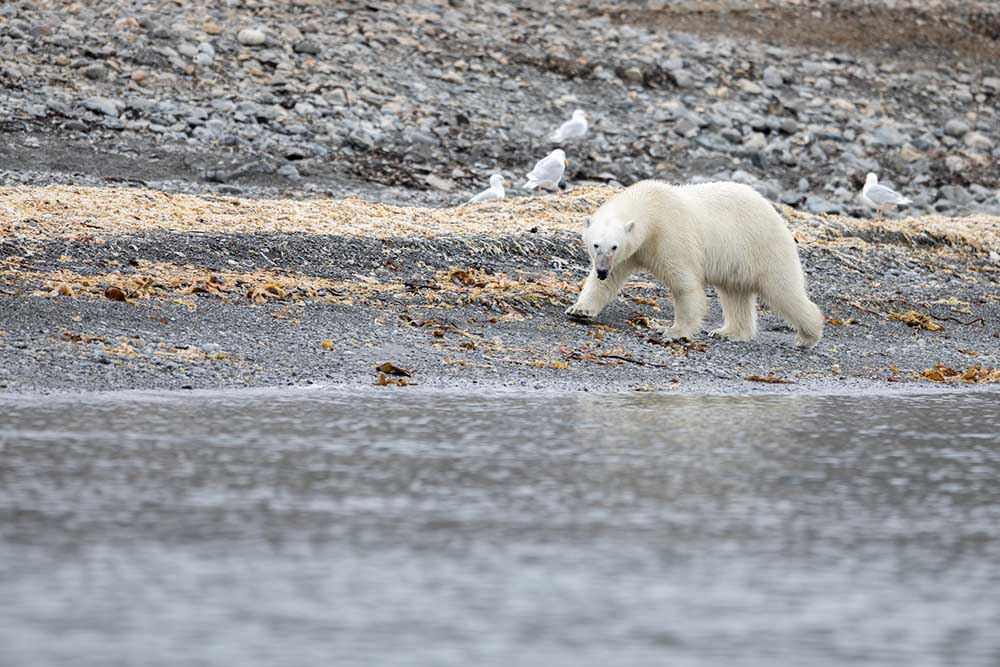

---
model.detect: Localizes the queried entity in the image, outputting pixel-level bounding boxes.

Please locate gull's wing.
[551,118,586,142]
[466,188,500,204]
[865,183,904,205]
[527,155,564,183]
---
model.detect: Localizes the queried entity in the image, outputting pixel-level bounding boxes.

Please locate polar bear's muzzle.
[594,253,613,280]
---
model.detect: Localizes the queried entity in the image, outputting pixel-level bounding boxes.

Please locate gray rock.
[81,96,120,117]
[762,66,784,87]
[293,40,321,55]
[622,66,644,83]
[944,155,967,173]
[672,117,698,138]
[177,42,199,58]
[345,128,375,151]
[425,174,454,192]
[981,76,1000,93]
[939,185,974,207]
[693,133,735,152]
[779,118,800,134]
[82,64,107,80]
[738,79,763,95]
[805,195,840,215]
[964,132,994,152]
[869,126,908,147]
[944,119,970,137]
[277,164,301,181]
[720,128,742,144]
[670,70,694,88]
[237,28,266,46]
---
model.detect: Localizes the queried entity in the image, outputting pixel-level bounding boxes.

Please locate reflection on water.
[1,388,999,667]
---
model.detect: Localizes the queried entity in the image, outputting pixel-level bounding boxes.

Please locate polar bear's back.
[611,180,801,290]
[616,179,786,231]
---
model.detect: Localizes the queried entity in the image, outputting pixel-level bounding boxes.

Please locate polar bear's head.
[582,216,637,281]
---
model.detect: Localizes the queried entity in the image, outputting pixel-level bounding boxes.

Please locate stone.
[276,164,301,180]
[177,42,199,58]
[672,117,698,138]
[944,119,970,137]
[981,76,1000,93]
[345,129,375,151]
[940,185,974,207]
[670,70,694,88]
[81,96,120,117]
[293,40,321,55]
[424,174,454,192]
[237,28,266,46]
[805,195,839,215]
[964,132,994,152]
[82,64,107,80]
[622,66,644,83]
[762,66,784,87]
[869,126,908,147]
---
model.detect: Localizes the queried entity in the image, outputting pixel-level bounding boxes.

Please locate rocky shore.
[1,0,999,215]
[1,184,997,394]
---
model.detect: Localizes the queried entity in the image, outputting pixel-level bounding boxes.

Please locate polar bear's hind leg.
[709,289,757,341]
[760,284,823,348]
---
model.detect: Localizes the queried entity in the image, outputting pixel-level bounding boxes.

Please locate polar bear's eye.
[593,243,599,249]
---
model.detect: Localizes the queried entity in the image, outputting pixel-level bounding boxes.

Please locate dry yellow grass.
[0,184,606,239]
[1,184,997,253]
[780,205,1000,254]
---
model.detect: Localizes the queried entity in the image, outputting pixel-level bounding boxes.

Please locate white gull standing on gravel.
[464,174,509,205]
[523,149,567,191]
[860,172,912,212]
[549,109,589,143]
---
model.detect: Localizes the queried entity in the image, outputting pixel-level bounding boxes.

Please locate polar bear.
[565,180,823,348]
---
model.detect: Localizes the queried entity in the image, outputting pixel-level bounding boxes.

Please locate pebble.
[81,96,120,117]
[944,119,970,137]
[293,40,321,55]
[237,28,266,46]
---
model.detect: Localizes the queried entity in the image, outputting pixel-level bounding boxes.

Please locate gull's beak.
[586,113,592,120]
[503,181,511,188]
[563,160,568,167]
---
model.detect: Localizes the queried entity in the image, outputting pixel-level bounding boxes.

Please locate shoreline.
[2,184,997,396]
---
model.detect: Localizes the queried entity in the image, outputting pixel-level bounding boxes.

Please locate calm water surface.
[1,388,999,667]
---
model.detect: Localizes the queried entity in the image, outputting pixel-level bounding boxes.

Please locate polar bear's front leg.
[566,261,636,320]
[657,272,707,341]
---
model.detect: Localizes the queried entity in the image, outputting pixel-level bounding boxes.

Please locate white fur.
[566,180,824,348]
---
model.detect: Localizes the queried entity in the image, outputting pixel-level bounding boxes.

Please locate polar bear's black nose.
[596,269,608,280]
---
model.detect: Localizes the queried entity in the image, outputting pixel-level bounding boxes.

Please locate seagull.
[464,174,509,205]
[550,109,589,143]
[860,172,912,212]
[524,149,567,191]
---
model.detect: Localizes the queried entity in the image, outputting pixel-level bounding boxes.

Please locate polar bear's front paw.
[656,326,696,342]
[566,302,599,320]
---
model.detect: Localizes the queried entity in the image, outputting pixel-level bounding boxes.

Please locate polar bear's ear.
[624,220,635,234]
[582,217,591,229]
